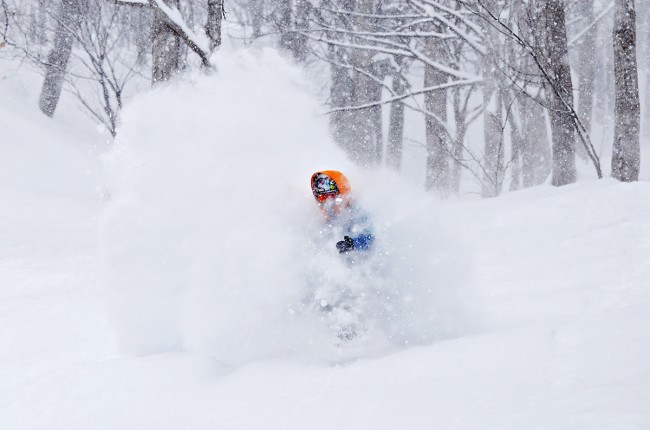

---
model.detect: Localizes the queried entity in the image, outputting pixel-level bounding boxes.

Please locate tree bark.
[278,0,308,61]
[248,0,263,38]
[611,0,640,182]
[513,1,551,188]
[205,0,223,51]
[424,36,449,196]
[346,0,380,166]
[33,0,48,45]
[478,0,504,197]
[369,72,383,163]
[544,0,577,187]
[152,0,182,84]
[329,47,355,158]
[508,91,524,192]
[593,11,615,131]
[278,0,293,52]
[38,0,78,117]
[451,86,467,194]
[387,67,405,171]
[133,9,151,66]
[645,14,650,136]
[294,0,309,61]
[481,56,503,197]
[574,0,596,139]
[349,58,380,166]
[519,92,551,187]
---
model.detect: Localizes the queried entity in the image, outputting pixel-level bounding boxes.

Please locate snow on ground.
[1,49,650,429]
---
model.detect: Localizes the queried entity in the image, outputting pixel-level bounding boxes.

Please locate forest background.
[0,0,648,196]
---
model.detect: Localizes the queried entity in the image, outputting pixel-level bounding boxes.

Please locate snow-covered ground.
[1,50,650,429]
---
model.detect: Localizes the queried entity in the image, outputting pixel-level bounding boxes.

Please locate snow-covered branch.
[150,0,211,63]
[327,78,482,114]
[108,0,214,69]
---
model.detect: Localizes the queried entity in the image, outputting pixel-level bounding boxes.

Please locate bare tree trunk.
[278,0,293,51]
[451,87,467,194]
[424,36,449,196]
[248,0,264,38]
[135,10,151,66]
[611,0,640,181]
[369,76,383,163]
[329,47,356,157]
[33,0,48,45]
[481,56,503,197]
[38,0,78,117]
[574,0,596,139]
[645,16,650,136]
[594,11,615,132]
[345,0,380,166]
[294,0,309,61]
[349,59,379,166]
[508,93,524,192]
[519,93,551,187]
[513,1,551,188]
[152,0,182,84]
[477,0,504,198]
[544,0,577,187]
[206,0,223,51]
[278,0,308,61]
[386,67,405,170]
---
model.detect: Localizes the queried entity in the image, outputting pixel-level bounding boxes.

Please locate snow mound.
[101,48,471,364]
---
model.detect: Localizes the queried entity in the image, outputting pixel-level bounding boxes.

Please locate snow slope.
[101,49,472,364]
[2,50,650,429]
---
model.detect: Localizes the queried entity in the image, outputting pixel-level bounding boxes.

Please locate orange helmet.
[311,170,351,203]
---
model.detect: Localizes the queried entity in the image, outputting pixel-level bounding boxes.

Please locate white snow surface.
[1,49,650,429]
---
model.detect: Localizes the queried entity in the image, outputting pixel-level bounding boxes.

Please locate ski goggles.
[312,174,339,202]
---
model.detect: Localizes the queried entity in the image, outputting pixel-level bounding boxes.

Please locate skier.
[310,170,374,254]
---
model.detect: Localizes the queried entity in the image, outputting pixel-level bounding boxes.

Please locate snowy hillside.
[1,50,650,429]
